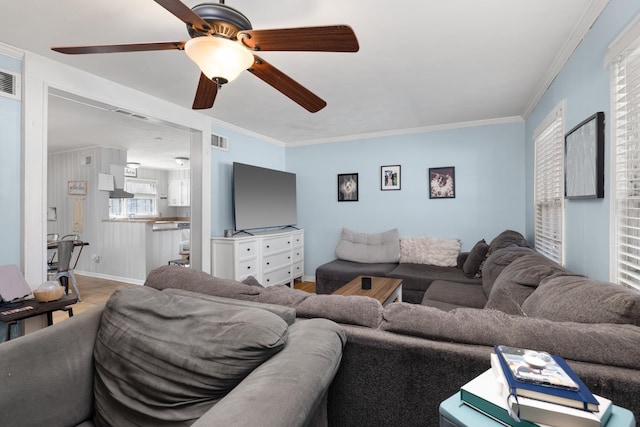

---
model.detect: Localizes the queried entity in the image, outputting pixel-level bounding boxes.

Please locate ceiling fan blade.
[192,73,219,110]
[153,0,212,33]
[248,55,326,113]
[239,25,359,52]
[52,41,185,55]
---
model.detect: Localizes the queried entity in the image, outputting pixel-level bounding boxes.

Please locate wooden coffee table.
[333,276,402,306]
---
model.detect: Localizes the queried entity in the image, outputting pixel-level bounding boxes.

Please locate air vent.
[211,133,229,151]
[112,108,149,121]
[81,156,93,166]
[0,69,20,100]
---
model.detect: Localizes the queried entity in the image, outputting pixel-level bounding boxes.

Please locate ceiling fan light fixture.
[175,156,190,166]
[185,36,254,83]
[126,162,141,169]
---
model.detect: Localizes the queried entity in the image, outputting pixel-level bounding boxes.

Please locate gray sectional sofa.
[316,229,531,304]
[144,247,640,426]
[0,286,345,427]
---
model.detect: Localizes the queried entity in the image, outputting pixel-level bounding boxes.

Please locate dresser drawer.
[236,240,258,259]
[292,233,304,248]
[263,251,292,272]
[292,247,303,262]
[236,258,258,278]
[263,267,292,287]
[262,235,292,254]
[291,261,303,279]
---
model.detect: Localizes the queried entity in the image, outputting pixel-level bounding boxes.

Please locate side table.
[0,295,78,341]
[439,392,636,427]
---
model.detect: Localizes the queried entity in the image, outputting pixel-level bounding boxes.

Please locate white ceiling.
[0,0,605,166]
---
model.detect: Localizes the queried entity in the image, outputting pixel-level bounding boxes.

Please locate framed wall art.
[381,165,401,190]
[429,167,455,199]
[564,112,605,199]
[338,173,358,201]
[67,180,87,195]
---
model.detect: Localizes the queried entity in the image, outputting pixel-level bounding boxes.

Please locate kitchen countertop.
[102,217,189,223]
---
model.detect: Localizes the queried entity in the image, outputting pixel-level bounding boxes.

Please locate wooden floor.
[53,275,316,324]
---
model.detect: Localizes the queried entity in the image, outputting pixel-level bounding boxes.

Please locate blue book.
[494,345,599,412]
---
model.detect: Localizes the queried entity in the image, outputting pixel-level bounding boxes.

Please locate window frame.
[609,17,640,290]
[533,101,565,265]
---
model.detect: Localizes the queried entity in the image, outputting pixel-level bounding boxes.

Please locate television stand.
[212,229,304,288]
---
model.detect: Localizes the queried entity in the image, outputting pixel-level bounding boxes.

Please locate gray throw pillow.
[335,227,400,263]
[242,275,264,287]
[462,239,489,277]
[522,275,640,326]
[93,286,288,427]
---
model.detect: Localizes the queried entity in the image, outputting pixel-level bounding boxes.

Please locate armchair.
[0,291,345,427]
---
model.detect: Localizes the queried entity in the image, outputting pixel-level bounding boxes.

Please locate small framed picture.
[429,167,455,199]
[381,165,401,191]
[124,166,138,177]
[338,173,359,202]
[67,180,87,195]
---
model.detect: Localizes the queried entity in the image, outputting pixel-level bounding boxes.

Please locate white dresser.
[211,229,304,287]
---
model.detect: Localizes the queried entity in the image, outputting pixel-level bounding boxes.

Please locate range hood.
[107,164,134,199]
[109,187,134,199]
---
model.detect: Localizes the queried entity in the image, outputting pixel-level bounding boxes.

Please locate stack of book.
[460,345,612,427]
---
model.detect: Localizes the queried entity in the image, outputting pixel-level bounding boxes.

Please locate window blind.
[534,106,564,264]
[612,38,640,290]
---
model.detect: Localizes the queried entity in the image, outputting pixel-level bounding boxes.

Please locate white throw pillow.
[400,236,460,266]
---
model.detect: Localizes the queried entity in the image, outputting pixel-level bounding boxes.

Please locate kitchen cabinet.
[211,229,304,287]
[168,179,190,206]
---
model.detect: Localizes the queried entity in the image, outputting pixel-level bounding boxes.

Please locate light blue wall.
[0,55,21,267]
[525,0,640,281]
[210,128,286,236]
[287,122,526,275]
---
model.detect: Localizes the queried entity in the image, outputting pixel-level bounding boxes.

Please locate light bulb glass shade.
[175,157,190,166]
[185,36,254,82]
[126,162,141,169]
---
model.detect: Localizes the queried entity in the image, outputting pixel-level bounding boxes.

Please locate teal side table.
[439,392,636,427]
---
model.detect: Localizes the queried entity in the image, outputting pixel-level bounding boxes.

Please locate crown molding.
[286,116,524,147]
[522,0,609,119]
[0,42,24,60]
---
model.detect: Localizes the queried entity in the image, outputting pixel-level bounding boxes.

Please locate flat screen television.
[232,162,297,232]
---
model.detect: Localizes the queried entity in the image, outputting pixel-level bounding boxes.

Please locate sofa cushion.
[484,253,574,315]
[399,236,461,267]
[462,239,490,277]
[297,294,383,328]
[489,230,531,252]
[335,228,400,263]
[481,247,534,297]
[421,280,487,309]
[145,265,262,302]
[522,275,640,326]
[165,288,296,325]
[381,302,640,370]
[254,284,313,307]
[93,286,288,427]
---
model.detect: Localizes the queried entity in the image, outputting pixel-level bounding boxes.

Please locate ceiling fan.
[51,0,359,113]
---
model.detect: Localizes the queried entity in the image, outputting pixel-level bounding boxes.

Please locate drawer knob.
[247,266,251,270]
[267,279,270,282]
[266,262,270,265]
[246,248,250,252]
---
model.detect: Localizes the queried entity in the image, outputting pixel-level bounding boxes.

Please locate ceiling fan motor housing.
[188,3,252,39]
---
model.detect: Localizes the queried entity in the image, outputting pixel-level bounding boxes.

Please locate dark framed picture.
[429,167,455,199]
[564,112,605,199]
[338,173,358,201]
[381,165,401,190]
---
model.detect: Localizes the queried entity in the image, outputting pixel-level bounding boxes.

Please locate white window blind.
[534,104,564,264]
[125,178,157,195]
[612,36,640,291]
